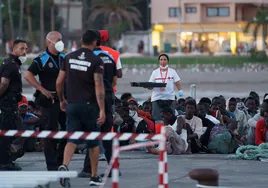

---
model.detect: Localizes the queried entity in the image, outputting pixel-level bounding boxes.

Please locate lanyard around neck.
[160,68,168,83]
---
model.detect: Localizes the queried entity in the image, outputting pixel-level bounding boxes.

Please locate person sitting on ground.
[182,99,203,153]
[215,96,236,125]
[249,91,260,109]
[196,103,216,149]
[209,98,223,123]
[176,98,186,115]
[28,100,42,117]
[247,98,268,145]
[208,120,240,154]
[199,97,212,113]
[127,98,154,133]
[228,97,248,141]
[120,92,133,103]
[245,96,258,118]
[142,101,152,115]
[160,107,188,155]
[255,110,268,145]
[12,96,39,156]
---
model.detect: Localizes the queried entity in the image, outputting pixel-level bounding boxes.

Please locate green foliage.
[250,50,267,61]
[244,7,268,52]
[90,0,142,32]
[2,0,63,40]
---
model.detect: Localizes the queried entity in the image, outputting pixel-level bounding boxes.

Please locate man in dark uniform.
[24,31,66,171]
[0,39,28,170]
[56,30,105,186]
[78,30,119,178]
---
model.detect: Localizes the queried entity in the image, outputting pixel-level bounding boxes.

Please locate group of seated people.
[13,91,268,159]
[113,91,268,155]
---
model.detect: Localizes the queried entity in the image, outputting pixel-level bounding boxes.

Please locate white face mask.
[47,38,64,52]
[55,41,64,52]
[160,65,168,69]
[18,55,27,64]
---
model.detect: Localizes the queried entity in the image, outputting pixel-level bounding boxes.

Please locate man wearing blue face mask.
[24,31,66,171]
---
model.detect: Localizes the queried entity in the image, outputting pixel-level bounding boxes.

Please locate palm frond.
[89,8,109,21]
[244,22,252,33]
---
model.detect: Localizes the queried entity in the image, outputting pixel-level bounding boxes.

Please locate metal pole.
[0,0,3,46]
[190,84,196,100]
[177,0,181,52]
[147,0,151,56]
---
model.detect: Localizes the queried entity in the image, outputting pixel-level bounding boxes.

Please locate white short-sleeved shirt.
[149,67,180,102]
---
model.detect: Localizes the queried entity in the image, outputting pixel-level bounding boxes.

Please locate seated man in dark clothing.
[196,103,215,149]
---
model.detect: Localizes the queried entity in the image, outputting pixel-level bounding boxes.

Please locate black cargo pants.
[40,101,66,171]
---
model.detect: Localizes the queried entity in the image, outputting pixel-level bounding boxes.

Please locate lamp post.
[178,0,182,52]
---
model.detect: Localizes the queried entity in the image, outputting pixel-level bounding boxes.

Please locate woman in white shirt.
[148,54,183,121]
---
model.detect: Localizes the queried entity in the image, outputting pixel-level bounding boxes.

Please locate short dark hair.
[245,96,255,103]
[200,97,211,105]
[82,30,99,45]
[13,39,26,49]
[178,98,186,103]
[158,53,169,62]
[197,102,206,107]
[28,101,36,108]
[161,107,174,115]
[120,93,132,101]
[185,99,196,108]
[142,101,151,106]
[229,97,237,103]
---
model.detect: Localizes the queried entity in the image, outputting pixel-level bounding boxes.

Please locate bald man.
[24,31,66,171]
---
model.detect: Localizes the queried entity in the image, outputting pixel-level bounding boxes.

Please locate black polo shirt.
[0,54,22,103]
[61,48,104,103]
[93,48,117,93]
[27,49,65,91]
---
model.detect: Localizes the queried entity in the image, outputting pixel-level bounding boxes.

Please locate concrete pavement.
[15,151,268,188]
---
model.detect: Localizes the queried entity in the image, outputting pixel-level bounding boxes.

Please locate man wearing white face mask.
[24,31,66,171]
[0,39,28,171]
[148,53,183,121]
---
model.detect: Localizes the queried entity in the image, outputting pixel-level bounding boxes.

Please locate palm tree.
[7,0,14,40]
[244,6,268,51]
[50,0,55,31]
[40,0,44,50]
[26,0,33,41]
[66,0,70,33]
[18,0,24,37]
[89,0,142,31]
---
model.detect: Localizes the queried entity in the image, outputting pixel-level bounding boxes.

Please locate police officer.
[0,39,28,171]
[78,30,119,178]
[56,29,105,186]
[24,31,66,171]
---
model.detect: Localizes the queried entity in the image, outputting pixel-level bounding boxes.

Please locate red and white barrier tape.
[99,140,161,188]
[120,140,160,151]
[0,130,164,141]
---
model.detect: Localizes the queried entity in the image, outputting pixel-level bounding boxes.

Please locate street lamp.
[178,0,182,52]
